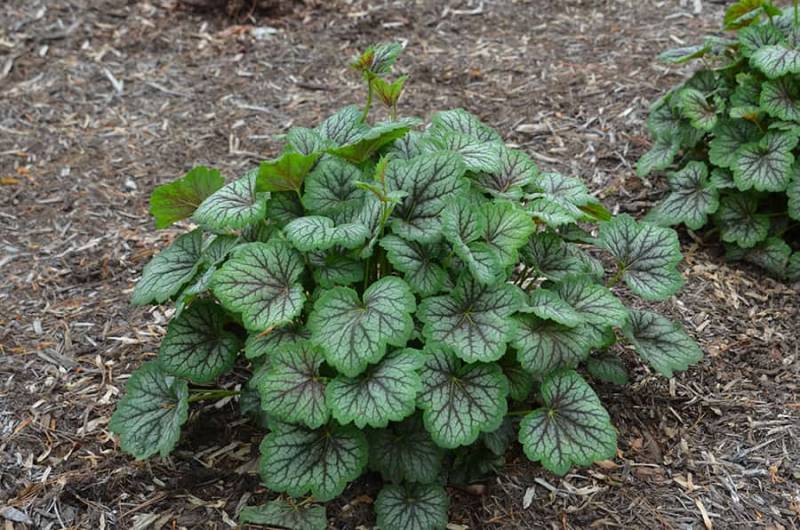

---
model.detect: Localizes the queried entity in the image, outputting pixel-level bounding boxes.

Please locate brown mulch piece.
[1,0,798,528]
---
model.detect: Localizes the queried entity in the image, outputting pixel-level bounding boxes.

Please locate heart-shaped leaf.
[738,23,784,57]
[212,241,306,331]
[416,347,508,448]
[387,131,424,160]
[554,275,629,326]
[728,236,792,277]
[150,166,224,229]
[287,127,331,156]
[636,135,681,177]
[315,105,368,146]
[302,157,366,216]
[307,251,364,288]
[284,215,369,252]
[109,361,189,459]
[518,370,617,476]
[327,348,423,428]
[679,88,721,131]
[132,229,203,305]
[598,214,684,301]
[734,132,797,192]
[649,161,720,230]
[586,354,629,385]
[441,197,502,285]
[482,200,536,266]
[430,108,502,143]
[366,416,443,484]
[423,130,502,173]
[266,192,305,227]
[760,77,800,122]
[159,301,242,383]
[193,170,269,230]
[259,423,367,502]
[511,314,596,376]
[715,193,769,247]
[244,325,310,360]
[709,119,760,169]
[257,152,320,193]
[308,276,415,377]
[520,232,585,281]
[751,45,800,79]
[375,483,449,530]
[473,146,538,199]
[622,310,703,377]
[239,500,326,530]
[525,288,584,327]
[380,235,447,296]
[329,119,420,163]
[352,41,404,76]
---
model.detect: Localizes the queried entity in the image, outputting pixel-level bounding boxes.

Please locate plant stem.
[187,389,240,403]
[362,78,374,122]
[795,0,799,27]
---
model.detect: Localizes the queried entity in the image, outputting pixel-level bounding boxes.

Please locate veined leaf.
[441,196,502,285]
[715,193,769,247]
[159,301,241,383]
[132,229,203,305]
[518,370,617,476]
[212,241,306,331]
[329,119,420,163]
[287,127,331,156]
[109,361,189,459]
[430,108,502,143]
[352,41,404,76]
[787,166,800,220]
[649,161,720,230]
[724,0,781,30]
[473,146,538,199]
[302,157,367,216]
[598,214,684,301]
[647,99,684,139]
[418,275,523,363]
[525,288,584,327]
[150,166,224,229]
[658,44,709,64]
[529,172,609,223]
[375,483,449,530]
[244,325,310,360]
[734,132,798,191]
[729,73,763,119]
[785,251,800,281]
[482,417,516,457]
[193,170,268,231]
[257,152,320,193]
[482,200,536,267]
[417,347,508,448]
[308,251,364,288]
[728,236,792,277]
[586,354,629,385]
[307,276,415,377]
[203,234,239,265]
[259,423,367,502]
[499,353,535,401]
[709,119,760,169]
[387,131,424,160]
[371,75,408,107]
[520,232,584,281]
[424,130,502,173]
[266,192,304,227]
[679,88,721,131]
[636,135,681,177]
[174,265,216,318]
[386,152,468,243]
[316,105,368,146]
[555,275,629,326]
[380,235,447,296]
[284,215,368,252]
[257,343,329,429]
[760,77,800,122]
[751,44,800,79]
[622,310,702,377]
[327,348,423,428]
[511,314,595,376]
[710,167,737,189]
[367,416,444,484]
[239,500,326,530]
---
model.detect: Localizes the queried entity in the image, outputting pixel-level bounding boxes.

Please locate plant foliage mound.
[639,0,800,280]
[112,43,703,530]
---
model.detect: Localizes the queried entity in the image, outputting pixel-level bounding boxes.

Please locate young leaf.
[244,325,311,360]
[193,170,269,231]
[132,229,203,305]
[307,276,415,377]
[259,423,367,502]
[302,157,367,216]
[525,288,584,327]
[327,348,423,428]
[380,235,447,296]
[212,241,306,331]
[636,136,681,177]
[352,41,404,76]
[375,483,449,530]
[257,343,329,429]
[109,361,189,459]
[386,152,468,243]
[257,152,320,193]
[511,315,595,376]
[518,370,617,476]
[430,108,502,143]
[239,500,326,530]
[739,23,784,57]
[657,44,709,64]
[531,173,610,222]
[316,105,368,146]
[751,45,800,79]
[649,161,720,230]
[284,215,369,252]
[441,196,501,285]
[371,75,408,107]
[416,347,508,448]
[159,301,242,383]
[150,166,224,229]
[622,310,703,377]
[473,145,538,199]
[598,214,684,301]
[679,88,720,131]
[760,77,800,122]
[586,354,629,385]
[367,416,444,484]
[724,0,778,30]
[715,193,770,248]
[734,132,798,192]
[418,275,522,363]
[520,232,584,281]
[423,130,502,173]
[708,119,760,169]
[554,275,629,326]
[328,119,420,163]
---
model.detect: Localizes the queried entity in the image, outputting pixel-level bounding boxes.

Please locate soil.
[1,0,798,529]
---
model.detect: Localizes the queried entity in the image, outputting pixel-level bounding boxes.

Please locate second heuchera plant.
[111,43,702,529]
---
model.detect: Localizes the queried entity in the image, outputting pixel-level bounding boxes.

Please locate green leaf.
[132,229,203,305]
[520,232,584,281]
[327,348,423,428]
[316,105,368,146]
[257,343,329,429]
[679,88,720,131]
[212,241,306,331]
[244,325,310,360]
[788,166,800,220]
[441,196,501,285]
[760,77,800,122]
[518,370,617,476]
[528,173,609,223]
[657,44,708,64]
[375,483,449,530]
[386,152,468,243]
[751,45,800,79]
[786,252,800,281]
[287,127,331,156]
[431,108,502,143]
[710,167,737,189]
[109,361,189,459]
[728,236,792,277]
[158,301,241,383]
[636,135,680,177]
[649,161,720,230]
[174,266,216,318]
[308,251,364,288]
[367,416,443,484]
[149,166,224,229]
[387,131,424,160]
[328,119,420,163]
[724,0,778,30]
[555,275,629,326]
[598,214,684,300]
[482,200,536,267]
[586,354,629,385]
[499,353,534,401]
[473,146,538,199]
[352,41,404,75]
[203,234,240,265]
[418,275,522,363]
[259,423,367,502]
[380,235,447,296]
[424,131,502,173]
[371,75,408,107]
[525,288,584,327]
[729,73,763,119]
[302,157,367,216]
[417,347,508,448]
[709,119,760,169]
[266,192,305,227]
[239,500,326,530]
[193,170,268,230]
[284,215,368,252]
[511,315,595,376]
[622,310,703,377]
[308,276,415,377]
[734,132,798,192]
[257,152,320,193]
[715,193,770,248]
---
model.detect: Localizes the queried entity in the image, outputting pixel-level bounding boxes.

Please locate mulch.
[1,0,798,528]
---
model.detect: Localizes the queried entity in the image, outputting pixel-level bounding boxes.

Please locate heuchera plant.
[639,0,800,280]
[111,43,702,530]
